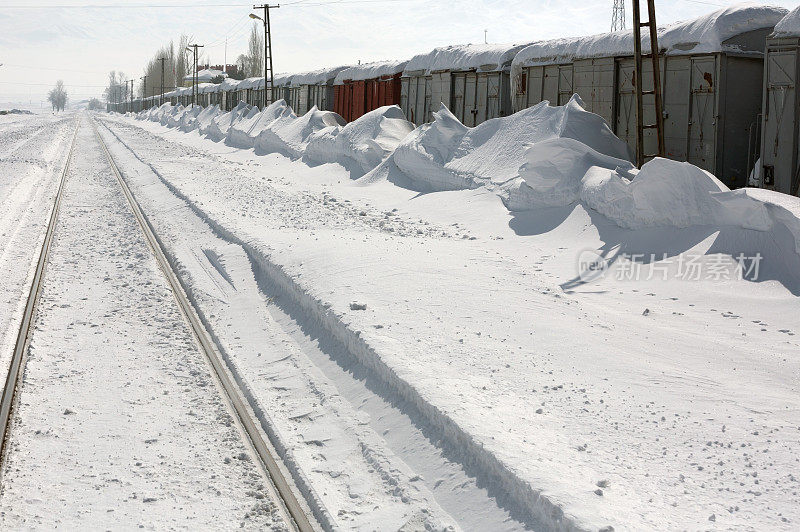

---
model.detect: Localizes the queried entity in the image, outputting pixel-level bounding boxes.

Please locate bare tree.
[176,34,190,86]
[247,22,264,77]
[48,80,68,112]
[103,70,129,106]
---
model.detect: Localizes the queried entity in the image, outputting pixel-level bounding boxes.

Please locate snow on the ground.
[95,119,464,531]
[0,117,288,529]
[100,95,800,531]
[0,113,75,387]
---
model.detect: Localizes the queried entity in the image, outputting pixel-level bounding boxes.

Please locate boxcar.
[333,59,408,122]
[512,5,786,188]
[285,66,349,115]
[760,7,800,196]
[401,43,529,126]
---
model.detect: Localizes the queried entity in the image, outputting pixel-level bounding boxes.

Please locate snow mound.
[227,101,292,149]
[305,105,415,173]
[382,95,632,192]
[178,105,203,132]
[195,105,222,135]
[772,5,800,37]
[255,106,345,157]
[205,101,252,141]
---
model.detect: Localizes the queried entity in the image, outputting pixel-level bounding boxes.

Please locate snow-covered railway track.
[0,118,79,462]
[88,117,317,532]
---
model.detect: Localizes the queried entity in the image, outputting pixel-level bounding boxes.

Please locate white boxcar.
[512,5,787,188]
[760,6,800,196]
[401,43,529,126]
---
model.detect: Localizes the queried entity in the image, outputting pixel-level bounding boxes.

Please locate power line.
[0,81,107,88]
[0,64,110,75]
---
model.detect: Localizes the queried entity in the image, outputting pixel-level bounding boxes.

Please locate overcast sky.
[0,0,797,107]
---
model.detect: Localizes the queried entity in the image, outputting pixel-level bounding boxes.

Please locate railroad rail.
[89,117,318,532]
[0,117,81,464]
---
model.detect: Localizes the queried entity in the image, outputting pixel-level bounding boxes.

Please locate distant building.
[183,68,226,87]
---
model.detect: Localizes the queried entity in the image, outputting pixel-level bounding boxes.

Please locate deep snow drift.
[135,94,800,268]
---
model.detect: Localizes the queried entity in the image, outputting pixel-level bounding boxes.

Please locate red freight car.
[333,59,408,122]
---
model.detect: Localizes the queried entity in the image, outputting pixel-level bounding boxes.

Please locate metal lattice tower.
[612,0,626,31]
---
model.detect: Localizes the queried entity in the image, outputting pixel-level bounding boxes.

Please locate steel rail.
[0,117,81,463]
[89,117,318,532]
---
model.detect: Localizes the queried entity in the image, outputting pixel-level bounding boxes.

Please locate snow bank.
[254,106,345,157]
[305,105,415,173]
[194,104,222,136]
[364,93,800,259]
[203,101,251,141]
[334,60,409,84]
[381,95,632,193]
[512,4,786,78]
[227,101,292,149]
[405,43,530,75]
[772,5,800,37]
[135,98,409,172]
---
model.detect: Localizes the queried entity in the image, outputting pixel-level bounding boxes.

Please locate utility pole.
[141,75,147,108]
[187,43,203,107]
[484,29,488,44]
[612,0,626,31]
[159,57,167,106]
[251,4,279,108]
[631,0,665,167]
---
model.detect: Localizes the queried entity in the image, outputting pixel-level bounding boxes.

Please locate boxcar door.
[662,57,690,163]
[407,78,418,123]
[423,76,432,123]
[558,64,574,105]
[476,73,489,124]
[688,56,717,173]
[763,50,797,193]
[543,65,559,105]
[487,72,501,119]
[526,66,544,108]
[452,72,466,123]
[401,78,410,121]
[616,59,637,153]
[464,72,478,126]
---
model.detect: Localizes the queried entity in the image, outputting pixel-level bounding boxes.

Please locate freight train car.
[333,59,407,122]
[401,43,530,126]
[760,6,800,196]
[284,66,349,115]
[511,4,787,188]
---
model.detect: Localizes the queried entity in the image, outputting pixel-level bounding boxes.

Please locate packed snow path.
[0,115,289,529]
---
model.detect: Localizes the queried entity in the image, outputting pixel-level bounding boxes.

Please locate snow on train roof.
[404,43,531,75]
[290,65,350,86]
[333,59,409,84]
[772,6,800,37]
[512,3,786,71]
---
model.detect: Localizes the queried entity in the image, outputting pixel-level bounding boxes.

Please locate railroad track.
[89,117,318,532]
[0,115,317,531]
[0,117,80,463]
